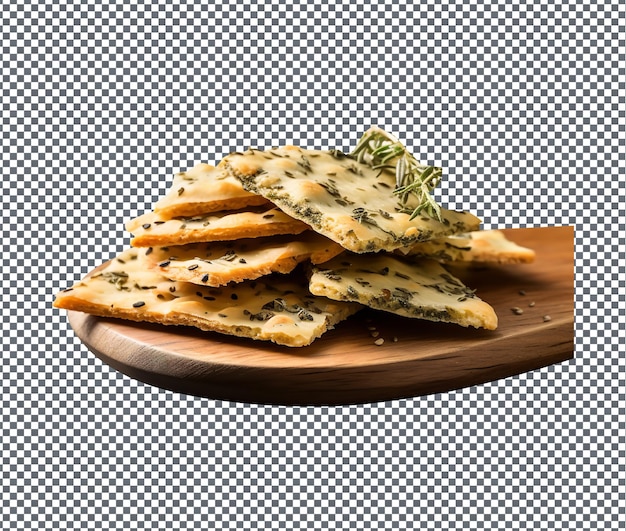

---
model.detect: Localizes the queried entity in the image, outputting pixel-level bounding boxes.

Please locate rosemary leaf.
[350,126,444,222]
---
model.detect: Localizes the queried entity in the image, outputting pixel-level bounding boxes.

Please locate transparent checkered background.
[2,0,625,528]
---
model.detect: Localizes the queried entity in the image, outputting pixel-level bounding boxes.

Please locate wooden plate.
[68,226,574,405]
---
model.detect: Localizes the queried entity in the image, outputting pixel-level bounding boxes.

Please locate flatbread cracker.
[398,230,536,264]
[146,232,344,287]
[309,253,498,330]
[225,146,481,253]
[53,249,362,347]
[126,206,310,247]
[153,163,269,218]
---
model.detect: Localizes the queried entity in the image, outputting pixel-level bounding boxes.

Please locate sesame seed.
[187,264,199,270]
[201,274,209,283]
[543,315,552,322]
[374,338,385,346]
[511,307,524,315]
[519,289,526,296]
[142,223,151,230]
[132,301,145,308]
[529,301,536,307]
[158,261,170,267]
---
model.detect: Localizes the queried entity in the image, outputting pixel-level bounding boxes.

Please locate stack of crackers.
[54,137,535,347]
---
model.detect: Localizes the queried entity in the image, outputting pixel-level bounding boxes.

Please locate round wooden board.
[67,227,574,405]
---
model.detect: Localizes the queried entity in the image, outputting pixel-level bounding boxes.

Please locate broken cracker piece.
[309,253,498,330]
[153,163,269,218]
[225,146,480,253]
[126,206,310,247]
[398,229,536,264]
[53,249,362,347]
[147,232,344,287]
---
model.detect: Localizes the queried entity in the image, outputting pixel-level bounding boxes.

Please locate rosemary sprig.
[350,126,443,222]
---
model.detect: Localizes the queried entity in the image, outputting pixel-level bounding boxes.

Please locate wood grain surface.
[67,226,574,405]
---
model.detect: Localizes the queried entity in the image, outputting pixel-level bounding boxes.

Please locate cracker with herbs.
[225,145,480,254]
[126,206,310,247]
[153,162,269,219]
[53,248,362,347]
[309,253,498,330]
[398,230,537,264]
[146,232,344,287]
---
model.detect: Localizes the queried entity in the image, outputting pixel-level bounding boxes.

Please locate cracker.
[126,206,310,247]
[146,232,344,287]
[225,146,481,253]
[153,163,269,218]
[309,253,498,330]
[398,230,536,263]
[53,249,362,347]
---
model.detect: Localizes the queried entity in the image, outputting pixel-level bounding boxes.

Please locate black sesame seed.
[132,301,145,308]
[158,261,170,267]
[231,293,238,300]
[201,274,209,283]
[188,264,199,270]
[142,223,151,230]
[145,247,153,256]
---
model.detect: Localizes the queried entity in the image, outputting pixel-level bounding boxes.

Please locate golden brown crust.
[146,233,344,287]
[126,207,310,247]
[153,163,270,218]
